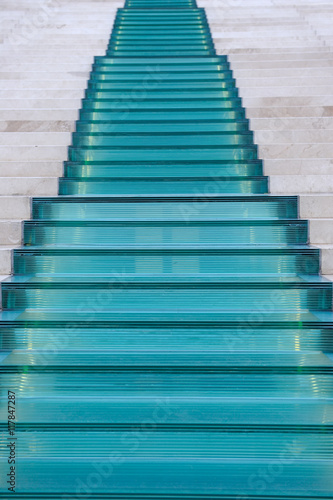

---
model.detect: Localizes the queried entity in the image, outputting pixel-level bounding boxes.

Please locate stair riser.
[1,326,330,352]
[13,252,320,276]
[58,178,268,195]
[64,162,262,177]
[85,90,239,99]
[81,100,243,111]
[2,370,333,396]
[23,223,307,247]
[87,81,236,90]
[68,148,258,162]
[71,133,252,147]
[79,110,246,121]
[76,120,248,132]
[32,198,298,220]
[2,287,331,311]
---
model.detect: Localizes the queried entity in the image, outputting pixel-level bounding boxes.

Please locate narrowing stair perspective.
[0,0,333,498]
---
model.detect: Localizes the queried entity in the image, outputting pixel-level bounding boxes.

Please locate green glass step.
[2,433,332,497]
[108,44,214,51]
[92,61,229,71]
[32,195,298,220]
[23,219,306,247]
[13,247,320,276]
[2,396,333,427]
[85,90,238,100]
[107,51,215,56]
[114,16,208,22]
[109,40,213,47]
[76,120,247,133]
[115,10,207,18]
[2,323,331,353]
[109,34,213,41]
[117,9,206,15]
[113,21,209,27]
[71,132,252,148]
[64,161,263,177]
[125,0,198,7]
[81,100,243,112]
[93,56,227,65]
[0,318,330,350]
[89,72,233,82]
[2,309,332,325]
[79,109,246,122]
[2,276,331,311]
[68,147,257,163]
[3,348,333,368]
[2,366,333,397]
[92,66,230,75]
[87,80,236,90]
[58,176,268,195]
[93,56,226,64]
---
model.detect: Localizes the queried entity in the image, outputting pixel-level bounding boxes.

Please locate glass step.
[32,195,298,220]
[110,33,212,39]
[13,247,320,276]
[2,276,332,311]
[81,100,243,111]
[71,133,253,148]
[3,442,332,498]
[23,219,307,247]
[2,319,330,350]
[115,12,207,19]
[114,18,209,24]
[125,0,198,4]
[2,397,333,427]
[58,176,268,195]
[109,27,212,34]
[3,348,333,368]
[1,368,333,398]
[93,57,226,65]
[107,51,216,56]
[109,36,213,43]
[92,61,228,71]
[125,0,198,7]
[87,81,237,91]
[75,120,248,133]
[85,90,239,100]
[79,110,246,122]
[117,9,206,15]
[113,22,210,28]
[64,161,263,177]
[68,147,257,163]
[92,60,228,69]
[89,72,233,81]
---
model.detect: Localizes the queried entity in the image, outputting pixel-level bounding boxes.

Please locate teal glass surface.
[1,0,333,498]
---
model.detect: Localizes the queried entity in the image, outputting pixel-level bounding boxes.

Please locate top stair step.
[125,0,198,8]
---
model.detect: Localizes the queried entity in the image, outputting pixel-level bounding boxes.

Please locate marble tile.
[0,132,72,145]
[0,146,67,161]
[0,121,75,132]
[0,177,58,196]
[0,196,30,219]
[270,175,333,193]
[0,161,63,177]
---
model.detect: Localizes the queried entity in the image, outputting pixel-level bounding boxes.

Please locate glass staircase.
[1,0,333,498]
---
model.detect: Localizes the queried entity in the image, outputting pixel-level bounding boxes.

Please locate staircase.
[1,0,333,498]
